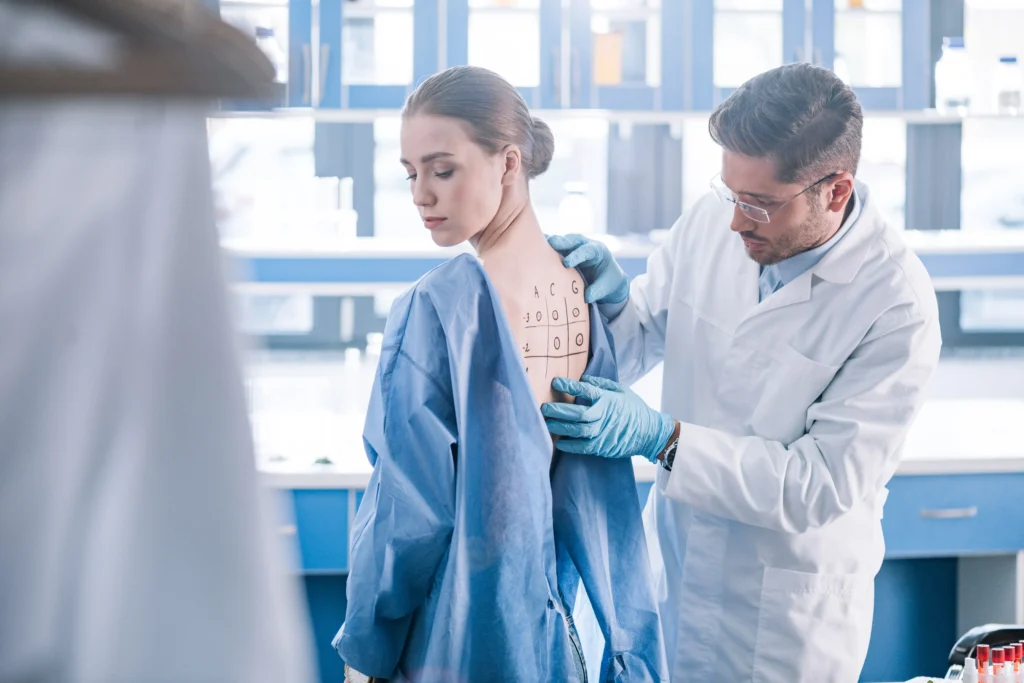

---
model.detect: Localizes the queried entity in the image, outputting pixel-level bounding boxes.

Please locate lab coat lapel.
[809,198,882,286]
[700,232,760,334]
[738,190,882,327]
[741,270,814,324]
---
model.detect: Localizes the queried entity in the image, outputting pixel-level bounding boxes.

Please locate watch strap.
[658,421,680,472]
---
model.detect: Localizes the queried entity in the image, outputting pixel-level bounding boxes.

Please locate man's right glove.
[547,234,630,308]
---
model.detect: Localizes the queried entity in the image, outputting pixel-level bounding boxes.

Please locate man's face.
[720,151,849,266]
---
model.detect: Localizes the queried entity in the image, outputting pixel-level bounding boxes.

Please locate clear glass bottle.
[995,56,1022,115]
[556,182,596,235]
[935,36,971,115]
[255,26,287,84]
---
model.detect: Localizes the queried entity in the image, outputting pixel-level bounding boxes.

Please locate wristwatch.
[658,422,680,472]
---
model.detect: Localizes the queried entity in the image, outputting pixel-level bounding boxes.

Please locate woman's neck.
[470,188,546,261]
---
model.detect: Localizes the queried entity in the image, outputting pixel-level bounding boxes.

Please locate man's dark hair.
[709,63,863,186]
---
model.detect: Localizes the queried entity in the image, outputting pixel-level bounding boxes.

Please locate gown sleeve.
[333,290,458,679]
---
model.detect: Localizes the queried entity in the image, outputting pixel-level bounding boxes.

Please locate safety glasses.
[709,172,839,224]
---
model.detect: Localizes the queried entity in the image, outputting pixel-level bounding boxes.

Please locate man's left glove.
[541,375,676,464]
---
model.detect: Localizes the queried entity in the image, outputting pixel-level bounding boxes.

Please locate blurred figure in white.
[0,2,317,682]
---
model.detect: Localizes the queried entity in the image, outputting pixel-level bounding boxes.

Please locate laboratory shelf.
[225,230,1024,293]
[208,107,1024,125]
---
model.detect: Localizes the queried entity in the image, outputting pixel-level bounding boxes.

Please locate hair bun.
[529,116,554,178]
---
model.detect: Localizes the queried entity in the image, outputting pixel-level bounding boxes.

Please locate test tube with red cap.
[979,644,992,676]
[994,646,1006,675]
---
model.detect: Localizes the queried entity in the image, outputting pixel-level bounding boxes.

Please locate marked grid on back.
[523,296,589,362]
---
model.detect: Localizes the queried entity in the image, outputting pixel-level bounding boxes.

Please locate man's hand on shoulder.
[547,234,630,310]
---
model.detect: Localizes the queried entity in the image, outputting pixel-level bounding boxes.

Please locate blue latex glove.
[547,234,630,306]
[541,375,676,464]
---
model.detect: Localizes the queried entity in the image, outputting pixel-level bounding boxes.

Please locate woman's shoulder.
[414,253,493,316]
[419,252,487,291]
[381,254,488,346]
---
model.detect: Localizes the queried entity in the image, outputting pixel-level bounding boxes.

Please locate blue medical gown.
[334,254,667,682]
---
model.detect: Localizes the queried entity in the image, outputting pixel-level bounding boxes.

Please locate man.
[542,63,942,682]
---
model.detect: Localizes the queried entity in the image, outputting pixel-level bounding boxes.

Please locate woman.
[334,66,666,683]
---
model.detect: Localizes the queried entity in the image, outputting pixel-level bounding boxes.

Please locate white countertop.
[256,398,1024,489]
[246,350,1024,489]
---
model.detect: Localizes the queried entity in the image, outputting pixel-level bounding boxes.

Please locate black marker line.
[544,295,550,378]
[523,351,588,360]
[526,321,586,330]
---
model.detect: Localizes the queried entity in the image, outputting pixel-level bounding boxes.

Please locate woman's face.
[400,114,508,247]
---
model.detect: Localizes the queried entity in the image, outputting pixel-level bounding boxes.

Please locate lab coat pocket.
[750,343,840,444]
[752,567,873,683]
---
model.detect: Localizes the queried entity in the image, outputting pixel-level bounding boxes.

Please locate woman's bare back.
[484,242,589,407]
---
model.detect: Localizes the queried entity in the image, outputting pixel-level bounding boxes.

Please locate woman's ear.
[501,145,523,186]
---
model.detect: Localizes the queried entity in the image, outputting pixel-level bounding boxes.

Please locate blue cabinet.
[443,0,562,109]
[218,0,942,113]
[291,489,351,572]
[339,1,431,109]
[700,0,927,111]
[883,473,1024,558]
[315,0,425,109]
[218,0,429,110]
[812,0,931,110]
[281,473,1024,572]
[693,0,806,109]
[566,0,664,110]
[214,0,295,108]
[287,0,312,107]
[441,0,679,111]
[215,0,324,108]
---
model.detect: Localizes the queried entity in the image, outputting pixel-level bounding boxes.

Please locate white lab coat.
[610,184,942,683]
[0,5,316,682]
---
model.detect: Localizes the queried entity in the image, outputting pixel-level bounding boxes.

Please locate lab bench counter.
[257,398,1024,490]
[262,399,1024,565]
[263,398,1024,682]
